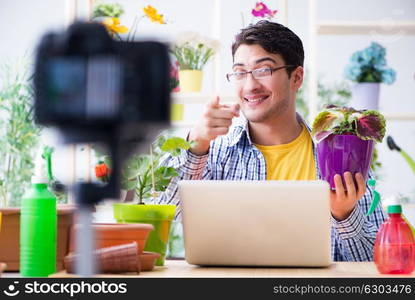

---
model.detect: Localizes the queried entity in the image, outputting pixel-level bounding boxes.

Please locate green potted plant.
[171,32,219,92]
[344,42,396,111]
[311,105,386,189]
[96,134,194,266]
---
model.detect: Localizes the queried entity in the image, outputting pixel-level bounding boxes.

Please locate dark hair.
[232,20,304,77]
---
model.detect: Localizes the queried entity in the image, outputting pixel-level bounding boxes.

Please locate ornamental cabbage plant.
[312,105,386,144]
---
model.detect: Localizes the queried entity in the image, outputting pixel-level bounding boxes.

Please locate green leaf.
[122,154,150,179]
[155,135,167,149]
[153,166,178,192]
[92,3,124,18]
[311,110,343,142]
[121,177,138,190]
[160,137,193,156]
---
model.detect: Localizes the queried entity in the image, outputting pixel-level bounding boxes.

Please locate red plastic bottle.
[374,204,415,274]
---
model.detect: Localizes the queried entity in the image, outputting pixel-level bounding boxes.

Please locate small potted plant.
[171,32,220,92]
[240,1,278,27]
[312,105,386,189]
[344,42,396,111]
[96,134,194,266]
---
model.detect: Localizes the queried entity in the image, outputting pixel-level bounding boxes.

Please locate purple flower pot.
[317,135,374,190]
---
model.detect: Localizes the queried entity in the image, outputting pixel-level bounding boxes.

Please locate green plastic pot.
[113,203,176,266]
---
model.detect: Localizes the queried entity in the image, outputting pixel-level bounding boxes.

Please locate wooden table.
[48,260,415,278]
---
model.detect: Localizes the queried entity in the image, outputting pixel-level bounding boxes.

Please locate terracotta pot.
[0,262,6,277]
[65,242,141,274]
[0,204,75,271]
[69,223,154,254]
[140,251,161,271]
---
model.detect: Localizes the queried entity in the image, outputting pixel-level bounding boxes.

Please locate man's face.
[232,44,302,124]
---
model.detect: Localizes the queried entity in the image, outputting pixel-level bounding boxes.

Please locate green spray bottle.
[20,149,57,277]
[366,179,415,236]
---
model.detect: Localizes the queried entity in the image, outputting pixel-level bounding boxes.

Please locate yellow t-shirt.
[254,125,317,180]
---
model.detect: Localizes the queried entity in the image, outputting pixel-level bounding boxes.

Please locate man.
[156,21,386,261]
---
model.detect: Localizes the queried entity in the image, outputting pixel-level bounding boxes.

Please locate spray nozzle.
[383,193,407,215]
[366,179,381,216]
[42,146,54,181]
[32,149,48,184]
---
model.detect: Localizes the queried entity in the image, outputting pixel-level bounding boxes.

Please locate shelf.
[172,93,237,105]
[171,121,195,128]
[383,112,415,121]
[317,21,415,35]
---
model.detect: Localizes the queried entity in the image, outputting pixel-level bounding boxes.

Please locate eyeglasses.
[226,65,297,83]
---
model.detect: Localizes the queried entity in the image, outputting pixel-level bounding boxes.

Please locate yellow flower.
[142,5,165,24]
[102,17,129,35]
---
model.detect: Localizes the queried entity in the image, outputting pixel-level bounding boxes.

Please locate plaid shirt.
[155,115,386,261]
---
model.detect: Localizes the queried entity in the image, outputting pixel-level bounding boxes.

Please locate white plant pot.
[93,200,117,223]
[350,83,380,111]
[92,190,135,223]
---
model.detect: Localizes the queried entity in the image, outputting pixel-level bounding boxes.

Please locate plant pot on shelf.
[0,205,75,271]
[178,70,203,92]
[113,203,176,266]
[350,83,380,111]
[317,134,374,190]
[170,103,184,122]
[93,190,135,223]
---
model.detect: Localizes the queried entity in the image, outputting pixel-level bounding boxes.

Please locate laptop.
[178,180,332,267]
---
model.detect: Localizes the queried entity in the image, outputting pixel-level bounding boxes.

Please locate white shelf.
[317,21,415,35]
[171,112,415,129]
[308,0,415,124]
[171,121,194,128]
[172,93,238,104]
[383,112,415,121]
[172,92,415,122]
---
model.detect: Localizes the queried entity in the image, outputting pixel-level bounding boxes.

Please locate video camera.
[34,22,171,203]
[35,22,170,131]
[33,22,171,275]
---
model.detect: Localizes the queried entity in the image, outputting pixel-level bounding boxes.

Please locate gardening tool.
[386,136,415,174]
